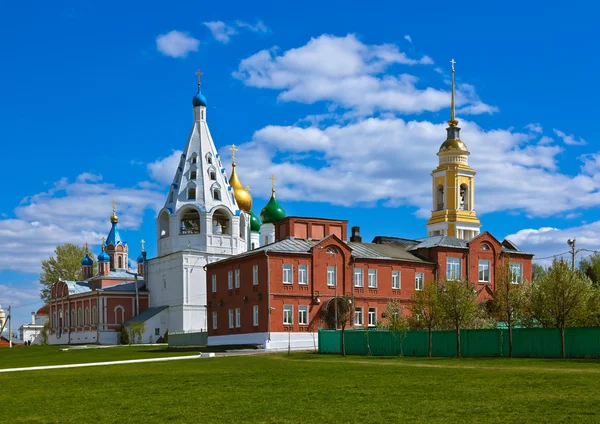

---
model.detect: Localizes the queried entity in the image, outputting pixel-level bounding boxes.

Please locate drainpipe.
[264,250,271,345]
[96,292,100,344]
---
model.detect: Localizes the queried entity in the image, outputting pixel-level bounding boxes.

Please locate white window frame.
[228,270,233,290]
[283,304,293,325]
[298,305,308,326]
[478,260,490,283]
[253,264,259,286]
[368,307,377,327]
[368,269,377,288]
[235,308,241,328]
[253,305,259,326]
[354,268,364,288]
[510,263,523,284]
[446,257,462,280]
[212,311,217,330]
[392,270,401,289]
[354,307,363,326]
[415,272,424,291]
[211,274,217,293]
[228,309,234,328]
[298,264,308,285]
[235,269,240,289]
[283,264,293,284]
[327,266,336,287]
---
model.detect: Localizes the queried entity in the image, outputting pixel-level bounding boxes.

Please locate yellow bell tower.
[426,59,481,241]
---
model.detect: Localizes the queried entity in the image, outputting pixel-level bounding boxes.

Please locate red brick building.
[205,217,533,350]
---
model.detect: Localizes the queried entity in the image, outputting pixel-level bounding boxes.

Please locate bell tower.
[426,59,481,241]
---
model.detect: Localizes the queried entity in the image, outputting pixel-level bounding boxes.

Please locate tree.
[439,279,478,357]
[39,244,96,301]
[579,252,600,286]
[493,258,527,358]
[410,282,444,357]
[526,259,594,358]
[125,321,146,345]
[323,296,352,356]
[531,264,547,283]
[378,301,409,356]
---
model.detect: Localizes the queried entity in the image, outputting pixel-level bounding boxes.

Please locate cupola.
[260,174,286,225]
[227,144,252,212]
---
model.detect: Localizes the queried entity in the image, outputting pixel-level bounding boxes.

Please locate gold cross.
[101,237,105,249]
[270,174,277,191]
[112,199,117,214]
[84,242,89,251]
[245,185,251,192]
[229,144,238,162]
[141,239,145,252]
[195,69,203,86]
[450,58,456,72]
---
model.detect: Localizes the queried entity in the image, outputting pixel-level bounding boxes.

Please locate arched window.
[459,183,469,211]
[114,306,125,325]
[239,214,246,239]
[118,256,123,269]
[251,242,256,249]
[210,171,217,181]
[85,307,90,325]
[169,191,174,203]
[436,185,444,211]
[78,308,83,326]
[481,243,490,251]
[159,210,170,238]
[212,209,231,235]
[206,153,213,164]
[213,188,221,201]
[187,187,196,200]
[71,310,76,328]
[92,307,97,325]
[191,154,197,164]
[190,170,197,180]
[180,208,201,234]
[110,255,114,270]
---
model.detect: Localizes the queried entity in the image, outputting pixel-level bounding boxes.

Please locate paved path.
[0,354,203,374]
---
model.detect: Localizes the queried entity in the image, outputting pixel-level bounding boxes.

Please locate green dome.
[249,210,262,232]
[260,194,286,224]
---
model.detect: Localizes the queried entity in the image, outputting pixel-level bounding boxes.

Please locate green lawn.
[2,351,600,423]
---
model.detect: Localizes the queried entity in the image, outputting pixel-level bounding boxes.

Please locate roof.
[106,222,124,246]
[409,235,468,250]
[65,281,92,295]
[124,305,168,324]
[102,281,147,292]
[89,270,139,281]
[36,305,49,316]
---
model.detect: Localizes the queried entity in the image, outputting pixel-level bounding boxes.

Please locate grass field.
[2,347,600,423]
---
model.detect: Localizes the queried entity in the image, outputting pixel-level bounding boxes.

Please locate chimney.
[31,311,36,325]
[350,226,362,242]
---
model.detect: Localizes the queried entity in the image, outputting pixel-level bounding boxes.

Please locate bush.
[120,327,129,345]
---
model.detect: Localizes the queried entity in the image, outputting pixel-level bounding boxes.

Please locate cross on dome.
[270,174,277,193]
[195,69,203,87]
[450,58,456,72]
[229,144,238,163]
[141,239,145,252]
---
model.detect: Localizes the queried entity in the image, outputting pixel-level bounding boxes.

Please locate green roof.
[260,194,286,224]
[249,210,261,232]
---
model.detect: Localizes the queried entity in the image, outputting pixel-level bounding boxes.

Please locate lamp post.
[567,239,576,271]
[125,271,140,317]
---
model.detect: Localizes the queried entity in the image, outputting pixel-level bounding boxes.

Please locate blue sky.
[2,0,599,327]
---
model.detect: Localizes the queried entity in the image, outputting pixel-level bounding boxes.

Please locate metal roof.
[124,305,168,324]
[102,281,147,292]
[410,235,468,250]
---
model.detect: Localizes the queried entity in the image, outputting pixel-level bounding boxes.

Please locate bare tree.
[323,296,352,356]
[439,279,478,357]
[410,281,444,357]
[378,301,409,356]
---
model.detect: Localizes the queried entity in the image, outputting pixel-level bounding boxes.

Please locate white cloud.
[235,20,269,33]
[553,128,586,146]
[203,21,238,44]
[156,30,199,58]
[233,34,497,116]
[404,35,412,43]
[526,123,543,133]
[147,150,182,185]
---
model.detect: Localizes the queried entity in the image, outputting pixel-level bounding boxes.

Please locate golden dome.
[229,163,252,212]
[439,138,468,153]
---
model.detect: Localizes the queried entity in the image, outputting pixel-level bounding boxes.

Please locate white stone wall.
[207,332,319,351]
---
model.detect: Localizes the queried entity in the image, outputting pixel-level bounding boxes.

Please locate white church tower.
[146,71,249,334]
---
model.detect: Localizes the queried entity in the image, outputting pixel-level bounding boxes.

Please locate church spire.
[448,59,458,127]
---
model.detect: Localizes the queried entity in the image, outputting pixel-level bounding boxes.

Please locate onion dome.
[260,176,286,224]
[127,259,132,269]
[98,249,110,263]
[137,254,144,264]
[228,144,252,212]
[81,253,93,266]
[193,91,207,107]
[249,210,261,232]
[36,305,49,316]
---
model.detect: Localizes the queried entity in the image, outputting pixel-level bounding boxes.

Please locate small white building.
[19,307,49,345]
[123,305,169,344]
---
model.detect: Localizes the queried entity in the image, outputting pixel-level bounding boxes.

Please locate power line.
[532,251,570,261]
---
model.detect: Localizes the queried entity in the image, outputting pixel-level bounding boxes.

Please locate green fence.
[318,327,600,358]
[168,331,207,347]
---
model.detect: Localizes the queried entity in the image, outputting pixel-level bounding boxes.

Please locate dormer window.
[188,187,196,200]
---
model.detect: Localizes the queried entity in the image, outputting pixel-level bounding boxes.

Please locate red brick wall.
[275,217,348,241]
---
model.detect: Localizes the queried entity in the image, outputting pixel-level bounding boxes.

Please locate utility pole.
[568,239,577,271]
[8,305,12,348]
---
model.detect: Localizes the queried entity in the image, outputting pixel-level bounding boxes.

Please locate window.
[283,264,293,284]
[368,269,377,288]
[253,306,259,326]
[235,308,241,328]
[187,187,196,200]
[392,270,401,289]
[211,274,217,293]
[235,269,240,289]
[327,266,336,287]
[155,328,160,336]
[190,170,197,180]
[298,265,308,285]
[213,189,221,201]
[368,308,377,327]
[354,307,363,326]
[180,209,200,234]
[298,305,308,325]
[253,265,259,285]
[117,256,123,269]
[228,271,233,290]
[210,171,216,181]
[437,185,444,211]
[459,183,469,210]
[92,307,97,325]
[283,305,293,325]
[481,244,490,251]
[354,268,364,288]
[415,272,424,291]
[446,257,462,280]
[159,210,170,238]
[206,154,213,164]
[228,309,234,328]
[478,260,490,283]
[510,263,523,284]
[212,209,230,235]
[163,278,167,290]
[212,311,218,330]
[191,155,197,164]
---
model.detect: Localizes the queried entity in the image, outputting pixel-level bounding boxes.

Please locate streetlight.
[567,239,576,271]
[125,270,140,317]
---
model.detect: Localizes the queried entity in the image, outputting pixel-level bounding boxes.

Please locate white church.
[146,73,268,337]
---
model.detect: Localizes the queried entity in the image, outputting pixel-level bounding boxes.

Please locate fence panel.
[168,331,207,347]
[565,327,600,358]
[463,329,503,357]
